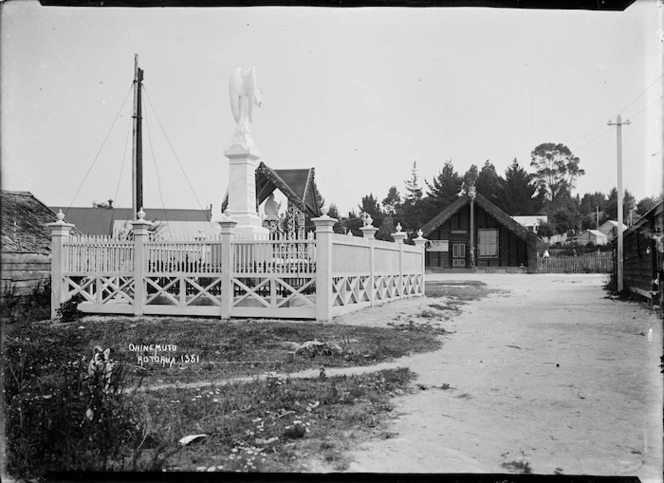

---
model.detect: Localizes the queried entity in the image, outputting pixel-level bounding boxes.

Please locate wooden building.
[622,200,663,302]
[420,190,545,272]
[1,191,80,295]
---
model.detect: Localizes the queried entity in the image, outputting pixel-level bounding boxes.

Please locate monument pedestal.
[224,143,269,239]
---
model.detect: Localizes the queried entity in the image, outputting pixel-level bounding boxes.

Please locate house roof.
[420,192,545,249]
[624,200,664,237]
[1,191,80,254]
[582,230,607,238]
[222,162,322,218]
[49,206,211,236]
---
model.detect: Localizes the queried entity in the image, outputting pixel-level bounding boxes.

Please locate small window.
[478,228,499,258]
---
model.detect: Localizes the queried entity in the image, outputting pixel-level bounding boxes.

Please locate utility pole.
[608,114,630,291]
[132,54,144,220]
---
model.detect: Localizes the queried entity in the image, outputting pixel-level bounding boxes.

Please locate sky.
[2,0,662,219]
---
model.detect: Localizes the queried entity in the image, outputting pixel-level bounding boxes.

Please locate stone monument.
[224,66,268,238]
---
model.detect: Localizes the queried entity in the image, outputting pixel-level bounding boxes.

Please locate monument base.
[229,212,269,240]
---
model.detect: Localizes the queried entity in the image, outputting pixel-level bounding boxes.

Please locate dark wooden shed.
[420,191,546,272]
[621,201,664,303]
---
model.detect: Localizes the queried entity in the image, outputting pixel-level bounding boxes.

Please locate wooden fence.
[537,253,613,273]
[47,212,426,321]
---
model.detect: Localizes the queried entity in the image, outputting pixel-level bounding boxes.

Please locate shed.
[420,191,546,272]
[621,201,663,302]
[599,220,628,242]
[577,229,608,246]
[1,191,77,295]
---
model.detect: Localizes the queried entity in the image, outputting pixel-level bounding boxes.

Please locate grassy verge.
[6,367,414,478]
[5,318,440,389]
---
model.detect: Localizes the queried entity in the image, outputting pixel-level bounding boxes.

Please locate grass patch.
[425,280,504,303]
[7,367,415,477]
[501,459,532,474]
[5,317,440,389]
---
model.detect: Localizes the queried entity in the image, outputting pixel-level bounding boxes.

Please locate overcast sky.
[2,0,662,218]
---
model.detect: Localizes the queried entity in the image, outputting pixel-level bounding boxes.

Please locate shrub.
[5,346,149,479]
[56,294,85,322]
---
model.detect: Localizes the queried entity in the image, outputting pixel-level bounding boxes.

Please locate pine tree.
[498,159,543,215]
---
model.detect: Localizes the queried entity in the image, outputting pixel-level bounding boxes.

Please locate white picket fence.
[48,213,426,321]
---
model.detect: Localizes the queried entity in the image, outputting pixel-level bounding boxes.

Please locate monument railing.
[48,212,426,321]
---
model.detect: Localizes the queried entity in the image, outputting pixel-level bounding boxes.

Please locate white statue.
[264,193,280,221]
[229,66,262,150]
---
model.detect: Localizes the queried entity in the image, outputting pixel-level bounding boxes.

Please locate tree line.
[326,143,663,240]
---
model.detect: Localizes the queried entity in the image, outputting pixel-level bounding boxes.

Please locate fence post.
[313,207,338,322]
[391,223,407,298]
[47,210,75,319]
[413,229,427,297]
[219,213,237,320]
[360,216,378,306]
[131,210,152,316]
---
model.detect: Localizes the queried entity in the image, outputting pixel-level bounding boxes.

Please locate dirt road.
[345,273,663,481]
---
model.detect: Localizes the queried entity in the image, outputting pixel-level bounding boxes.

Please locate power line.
[568,123,607,148]
[574,126,612,151]
[141,85,207,213]
[623,95,663,121]
[65,83,134,215]
[143,94,173,237]
[109,113,133,234]
[618,72,664,116]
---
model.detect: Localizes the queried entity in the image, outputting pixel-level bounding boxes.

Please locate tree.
[636,194,663,215]
[404,161,423,206]
[401,161,426,231]
[475,160,505,207]
[530,143,585,203]
[424,159,463,217]
[605,187,636,221]
[461,164,479,192]
[382,186,402,215]
[579,192,607,216]
[376,215,395,241]
[327,203,340,219]
[358,193,382,220]
[498,159,543,215]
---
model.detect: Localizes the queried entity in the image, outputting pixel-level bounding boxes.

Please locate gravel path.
[342,273,663,481]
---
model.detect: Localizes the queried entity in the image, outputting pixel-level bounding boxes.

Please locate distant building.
[49,205,217,237]
[577,229,608,246]
[420,191,545,271]
[599,220,628,242]
[512,215,548,234]
[1,191,80,295]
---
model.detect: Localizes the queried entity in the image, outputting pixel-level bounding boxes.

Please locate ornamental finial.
[137,208,146,220]
[396,223,403,232]
[56,210,65,223]
[321,205,330,217]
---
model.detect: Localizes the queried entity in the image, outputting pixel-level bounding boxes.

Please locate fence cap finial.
[320,205,330,217]
[137,208,146,220]
[396,223,402,232]
[417,229,423,238]
[56,210,65,223]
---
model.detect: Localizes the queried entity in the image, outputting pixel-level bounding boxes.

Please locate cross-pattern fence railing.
[48,212,426,321]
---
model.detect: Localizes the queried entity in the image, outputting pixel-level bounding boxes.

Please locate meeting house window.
[478,228,499,257]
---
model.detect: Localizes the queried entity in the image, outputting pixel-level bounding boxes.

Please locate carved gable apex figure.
[228,66,262,152]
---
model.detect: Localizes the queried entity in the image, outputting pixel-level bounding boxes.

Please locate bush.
[56,294,85,322]
[5,346,150,479]
[1,280,51,322]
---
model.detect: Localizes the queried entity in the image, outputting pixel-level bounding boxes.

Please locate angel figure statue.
[228,66,262,151]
